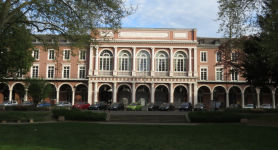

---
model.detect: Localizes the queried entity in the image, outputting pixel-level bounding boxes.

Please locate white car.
[0,101,18,106]
[245,104,255,108]
[57,101,71,107]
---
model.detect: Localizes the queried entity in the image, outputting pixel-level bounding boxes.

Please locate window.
[137,51,150,71]
[216,52,222,62]
[63,66,70,78]
[17,69,23,78]
[79,50,86,60]
[48,66,54,78]
[232,70,238,81]
[118,50,131,71]
[64,50,70,60]
[201,68,207,80]
[231,52,238,62]
[81,89,87,102]
[155,51,168,71]
[33,49,39,60]
[79,66,86,78]
[199,39,205,44]
[174,51,187,71]
[48,49,55,60]
[100,50,113,70]
[32,66,39,78]
[216,68,223,80]
[201,52,207,62]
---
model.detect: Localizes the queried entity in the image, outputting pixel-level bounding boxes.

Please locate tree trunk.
[250,84,257,109]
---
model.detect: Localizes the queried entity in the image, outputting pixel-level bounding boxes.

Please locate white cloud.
[122,0,223,37]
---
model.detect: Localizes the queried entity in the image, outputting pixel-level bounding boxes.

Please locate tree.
[23,76,53,106]
[0,0,136,79]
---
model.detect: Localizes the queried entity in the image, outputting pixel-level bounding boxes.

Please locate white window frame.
[78,65,86,79]
[155,52,168,72]
[174,52,187,72]
[118,51,131,71]
[79,49,86,61]
[32,49,40,60]
[100,50,113,71]
[31,64,39,78]
[231,70,239,81]
[200,51,207,62]
[46,64,55,79]
[137,51,150,71]
[231,52,238,63]
[48,49,55,60]
[63,49,71,60]
[62,65,71,79]
[215,67,223,81]
[216,51,222,63]
[200,67,208,81]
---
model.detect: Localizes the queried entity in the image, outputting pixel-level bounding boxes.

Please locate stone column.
[272,93,276,109]
[113,83,117,102]
[56,90,59,104]
[89,45,93,76]
[151,83,154,103]
[188,48,192,77]
[9,88,12,101]
[151,47,155,76]
[210,92,213,101]
[88,81,92,104]
[241,93,244,108]
[257,92,260,108]
[94,46,99,75]
[169,83,173,103]
[113,47,117,76]
[132,47,136,76]
[188,83,192,103]
[169,48,173,77]
[193,48,198,77]
[132,83,136,103]
[226,93,229,108]
[24,89,28,102]
[94,82,98,103]
[72,88,75,105]
[193,83,198,105]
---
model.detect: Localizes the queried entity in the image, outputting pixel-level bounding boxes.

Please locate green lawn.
[0,123,277,150]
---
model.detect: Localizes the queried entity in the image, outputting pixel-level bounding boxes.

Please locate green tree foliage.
[23,76,53,106]
[0,0,135,79]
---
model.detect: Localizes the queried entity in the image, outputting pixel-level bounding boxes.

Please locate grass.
[0,123,277,150]
[0,111,53,122]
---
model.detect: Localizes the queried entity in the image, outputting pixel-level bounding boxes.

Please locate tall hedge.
[52,108,106,121]
[189,111,242,123]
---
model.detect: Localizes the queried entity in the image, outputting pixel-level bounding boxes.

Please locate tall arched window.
[174,51,187,72]
[137,51,150,71]
[100,50,113,70]
[118,50,131,71]
[155,51,168,71]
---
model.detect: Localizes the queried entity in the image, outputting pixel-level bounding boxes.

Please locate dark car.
[194,103,206,111]
[37,101,50,107]
[179,102,192,111]
[88,101,108,110]
[211,102,224,110]
[72,102,90,110]
[108,102,125,111]
[228,104,242,108]
[158,103,175,111]
[147,103,159,111]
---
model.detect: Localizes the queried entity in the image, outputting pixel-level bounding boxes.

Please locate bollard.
[58,116,65,122]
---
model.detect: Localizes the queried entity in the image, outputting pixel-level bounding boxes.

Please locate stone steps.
[108,114,187,123]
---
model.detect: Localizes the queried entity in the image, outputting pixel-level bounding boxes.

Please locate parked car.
[179,102,192,111]
[245,104,255,108]
[194,103,206,111]
[108,102,125,111]
[158,103,175,111]
[37,101,50,107]
[228,104,242,108]
[88,101,108,110]
[211,102,224,110]
[71,102,90,110]
[57,101,71,107]
[0,100,18,106]
[261,104,272,109]
[126,102,142,111]
[18,101,34,106]
[147,103,159,111]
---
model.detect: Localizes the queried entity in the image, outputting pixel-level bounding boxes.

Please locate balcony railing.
[155,72,169,76]
[137,72,150,76]
[174,72,188,76]
[99,71,113,76]
[118,71,132,76]
[198,76,246,82]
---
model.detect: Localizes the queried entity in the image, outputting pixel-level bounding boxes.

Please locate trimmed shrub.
[224,108,278,113]
[52,109,106,121]
[189,111,242,123]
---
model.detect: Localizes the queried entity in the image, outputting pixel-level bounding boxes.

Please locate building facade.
[0,28,276,109]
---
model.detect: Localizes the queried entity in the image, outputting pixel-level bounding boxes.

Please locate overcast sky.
[122,0,222,38]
